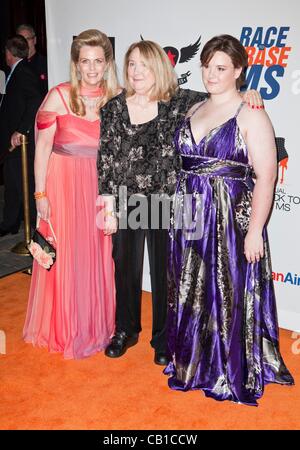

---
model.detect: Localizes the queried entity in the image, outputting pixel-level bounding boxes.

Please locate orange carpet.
[0,272,299,430]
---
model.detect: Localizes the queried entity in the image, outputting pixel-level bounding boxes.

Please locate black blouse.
[97,88,207,197]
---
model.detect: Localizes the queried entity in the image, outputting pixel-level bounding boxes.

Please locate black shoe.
[154,351,169,366]
[104,331,138,358]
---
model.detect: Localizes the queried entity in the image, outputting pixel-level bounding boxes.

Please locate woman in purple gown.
[165,34,294,406]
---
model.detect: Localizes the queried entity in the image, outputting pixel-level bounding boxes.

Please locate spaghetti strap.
[187,99,206,120]
[234,101,245,118]
[55,86,70,114]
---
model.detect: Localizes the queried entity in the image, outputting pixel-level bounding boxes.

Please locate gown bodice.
[36,82,100,158]
[174,101,249,164]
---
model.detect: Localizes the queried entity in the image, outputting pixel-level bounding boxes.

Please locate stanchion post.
[11,134,31,255]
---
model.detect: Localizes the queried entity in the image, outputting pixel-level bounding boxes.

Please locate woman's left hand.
[103,215,118,236]
[243,89,264,109]
[244,230,264,263]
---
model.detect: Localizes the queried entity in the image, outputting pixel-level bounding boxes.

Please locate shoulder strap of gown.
[234,101,245,118]
[55,86,70,114]
[187,99,206,119]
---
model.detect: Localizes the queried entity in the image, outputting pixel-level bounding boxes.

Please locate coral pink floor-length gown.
[23,83,115,359]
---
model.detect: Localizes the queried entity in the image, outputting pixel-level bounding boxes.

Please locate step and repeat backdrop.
[45,0,300,331]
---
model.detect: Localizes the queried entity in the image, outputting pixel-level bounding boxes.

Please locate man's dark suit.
[0,59,42,231]
[27,52,48,98]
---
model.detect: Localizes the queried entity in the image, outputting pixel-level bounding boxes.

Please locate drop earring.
[103,70,108,81]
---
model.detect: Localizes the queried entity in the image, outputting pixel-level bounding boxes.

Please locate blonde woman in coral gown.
[23,30,119,359]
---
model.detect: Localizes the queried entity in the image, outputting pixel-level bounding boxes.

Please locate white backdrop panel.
[45,0,300,331]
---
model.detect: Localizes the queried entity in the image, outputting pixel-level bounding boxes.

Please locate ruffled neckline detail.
[80,85,103,97]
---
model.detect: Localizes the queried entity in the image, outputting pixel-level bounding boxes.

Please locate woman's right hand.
[103,216,118,236]
[36,197,51,221]
[244,229,264,263]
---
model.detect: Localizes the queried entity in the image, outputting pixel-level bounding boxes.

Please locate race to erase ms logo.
[141,35,201,85]
[276,137,289,185]
[240,27,292,99]
[273,137,300,213]
[163,36,201,85]
[275,185,300,213]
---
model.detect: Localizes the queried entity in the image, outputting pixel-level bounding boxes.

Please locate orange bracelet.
[34,191,47,200]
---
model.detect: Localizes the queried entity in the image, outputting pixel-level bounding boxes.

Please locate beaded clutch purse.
[28,218,57,271]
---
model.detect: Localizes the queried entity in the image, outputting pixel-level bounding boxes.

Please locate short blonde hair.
[70,29,119,116]
[123,40,178,102]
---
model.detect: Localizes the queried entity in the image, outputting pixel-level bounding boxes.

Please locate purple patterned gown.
[165,101,294,406]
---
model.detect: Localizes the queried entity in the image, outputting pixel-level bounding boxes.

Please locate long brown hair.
[70,29,119,116]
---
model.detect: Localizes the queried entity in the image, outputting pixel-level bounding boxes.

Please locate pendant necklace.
[80,95,101,111]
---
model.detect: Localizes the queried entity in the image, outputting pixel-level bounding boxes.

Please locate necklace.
[79,85,103,111]
[80,95,101,111]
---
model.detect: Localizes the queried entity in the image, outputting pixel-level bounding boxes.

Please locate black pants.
[1,155,36,230]
[112,197,170,353]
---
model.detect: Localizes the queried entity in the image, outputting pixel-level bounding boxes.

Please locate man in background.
[17,24,48,97]
[0,35,41,236]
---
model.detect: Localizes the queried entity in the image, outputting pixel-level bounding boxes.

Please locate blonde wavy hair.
[70,29,119,116]
[123,40,178,102]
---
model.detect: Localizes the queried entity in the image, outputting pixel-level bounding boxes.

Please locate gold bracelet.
[34,191,46,200]
[104,210,117,218]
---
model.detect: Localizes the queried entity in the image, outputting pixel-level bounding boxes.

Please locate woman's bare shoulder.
[239,103,273,130]
[41,83,70,113]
